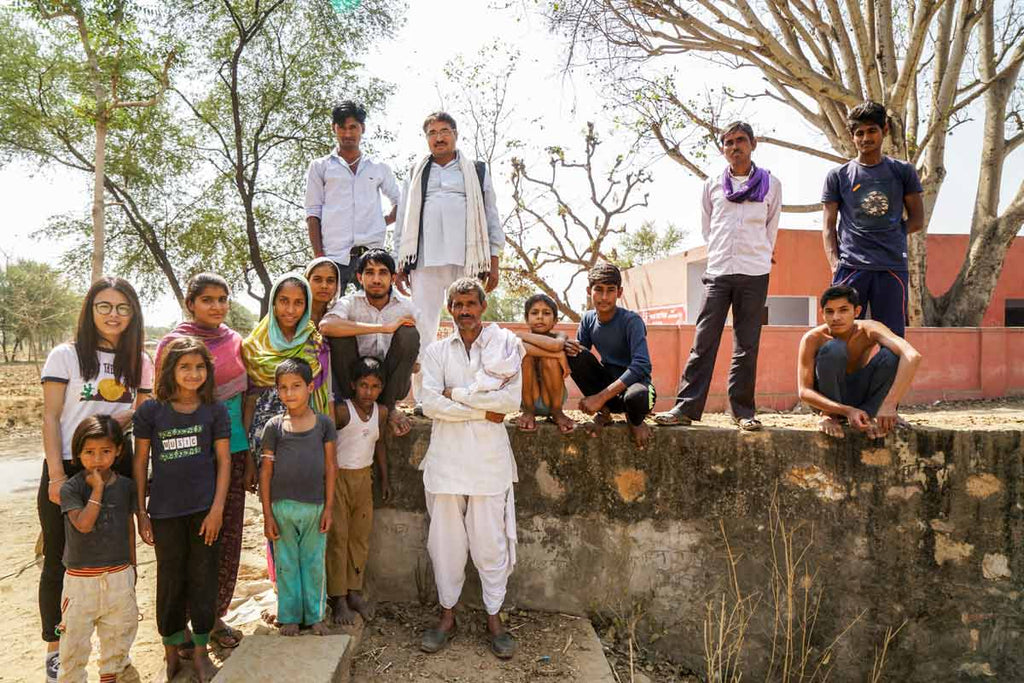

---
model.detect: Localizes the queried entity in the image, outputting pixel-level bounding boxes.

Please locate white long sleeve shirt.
[700,170,782,277]
[419,325,523,496]
[305,152,401,265]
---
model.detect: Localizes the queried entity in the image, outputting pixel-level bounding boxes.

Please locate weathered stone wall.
[365,423,1024,680]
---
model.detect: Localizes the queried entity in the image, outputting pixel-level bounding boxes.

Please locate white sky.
[2,0,1021,325]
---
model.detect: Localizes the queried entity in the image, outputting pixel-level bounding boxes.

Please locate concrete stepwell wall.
[366,423,1024,680]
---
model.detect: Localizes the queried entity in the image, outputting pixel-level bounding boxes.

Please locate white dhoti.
[410,265,464,399]
[425,487,517,615]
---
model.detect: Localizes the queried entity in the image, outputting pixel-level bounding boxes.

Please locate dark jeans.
[673,273,769,420]
[833,266,908,337]
[567,349,656,426]
[814,340,898,417]
[37,447,133,642]
[331,246,374,297]
[152,510,220,646]
[329,324,420,407]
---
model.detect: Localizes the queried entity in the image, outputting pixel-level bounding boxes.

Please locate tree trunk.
[91,113,108,282]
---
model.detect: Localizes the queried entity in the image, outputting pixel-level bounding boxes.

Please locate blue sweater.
[576,307,652,387]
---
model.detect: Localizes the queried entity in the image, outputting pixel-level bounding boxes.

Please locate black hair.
[74,277,145,388]
[351,356,385,385]
[820,285,861,309]
[719,121,755,144]
[185,273,230,317]
[356,248,396,275]
[422,111,457,133]
[275,358,313,385]
[523,293,559,320]
[332,100,367,127]
[847,101,888,133]
[587,261,622,288]
[70,415,126,466]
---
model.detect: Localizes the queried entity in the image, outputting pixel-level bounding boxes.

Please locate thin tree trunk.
[91,113,107,282]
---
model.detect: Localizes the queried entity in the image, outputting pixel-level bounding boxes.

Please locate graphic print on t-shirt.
[852,179,892,228]
[156,424,203,461]
[79,361,132,403]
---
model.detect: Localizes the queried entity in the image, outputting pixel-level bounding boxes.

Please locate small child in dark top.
[566,262,656,449]
[260,358,337,637]
[58,415,138,683]
[133,337,230,683]
[514,294,575,434]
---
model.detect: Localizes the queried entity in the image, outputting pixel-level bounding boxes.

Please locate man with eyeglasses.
[393,111,504,409]
[306,100,401,294]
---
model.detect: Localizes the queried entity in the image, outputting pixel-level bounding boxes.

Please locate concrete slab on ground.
[212,633,351,682]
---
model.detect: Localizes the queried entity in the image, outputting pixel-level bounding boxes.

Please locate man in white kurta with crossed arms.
[418,277,524,660]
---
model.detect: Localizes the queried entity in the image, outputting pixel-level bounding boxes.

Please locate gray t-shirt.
[61,472,137,569]
[261,413,337,504]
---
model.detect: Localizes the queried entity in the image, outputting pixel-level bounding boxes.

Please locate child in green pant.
[259,358,337,635]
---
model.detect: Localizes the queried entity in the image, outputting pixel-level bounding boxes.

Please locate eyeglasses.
[93,302,133,317]
[426,128,455,139]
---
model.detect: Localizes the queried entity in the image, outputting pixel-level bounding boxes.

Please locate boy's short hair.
[356,248,396,275]
[423,111,457,133]
[719,121,755,144]
[351,356,385,385]
[333,100,367,127]
[820,285,861,309]
[523,293,559,320]
[70,415,125,466]
[847,101,888,133]
[276,358,313,384]
[446,277,486,307]
[587,261,622,288]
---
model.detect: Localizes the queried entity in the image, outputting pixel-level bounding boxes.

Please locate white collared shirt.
[419,325,522,496]
[393,152,504,268]
[305,152,401,265]
[701,170,783,276]
[322,290,418,359]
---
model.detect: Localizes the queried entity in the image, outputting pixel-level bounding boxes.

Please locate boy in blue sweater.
[566,262,655,449]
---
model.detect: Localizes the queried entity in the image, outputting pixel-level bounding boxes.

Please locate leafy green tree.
[0,260,80,361]
[615,220,686,269]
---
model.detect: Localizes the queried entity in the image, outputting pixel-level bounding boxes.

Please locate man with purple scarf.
[655,121,782,431]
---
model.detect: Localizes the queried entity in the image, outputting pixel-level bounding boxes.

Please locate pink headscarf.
[155,322,248,402]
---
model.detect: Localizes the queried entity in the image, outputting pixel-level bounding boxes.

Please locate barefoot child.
[134,337,231,682]
[515,294,574,434]
[259,358,337,636]
[328,357,391,625]
[58,416,138,683]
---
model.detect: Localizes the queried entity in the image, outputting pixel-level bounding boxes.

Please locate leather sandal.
[420,624,456,653]
[490,631,517,659]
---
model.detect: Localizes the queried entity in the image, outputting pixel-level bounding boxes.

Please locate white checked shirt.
[305,152,401,265]
[701,170,783,277]
[419,326,522,496]
[321,290,417,359]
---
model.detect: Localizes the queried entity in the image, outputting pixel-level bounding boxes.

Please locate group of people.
[36,98,926,682]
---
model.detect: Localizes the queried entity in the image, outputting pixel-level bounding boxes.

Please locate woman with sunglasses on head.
[38,277,153,683]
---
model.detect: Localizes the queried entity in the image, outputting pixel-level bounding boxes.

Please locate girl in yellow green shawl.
[242,274,333,459]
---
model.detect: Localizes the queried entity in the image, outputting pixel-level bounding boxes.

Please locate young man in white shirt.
[392,111,504,406]
[306,101,401,295]
[655,121,782,431]
[418,278,521,660]
[319,248,419,436]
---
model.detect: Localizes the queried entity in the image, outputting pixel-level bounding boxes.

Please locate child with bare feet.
[58,416,139,683]
[565,262,656,449]
[134,337,231,682]
[327,357,391,625]
[259,358,337,637]
[515,294,575,434]
[797,286,922,439]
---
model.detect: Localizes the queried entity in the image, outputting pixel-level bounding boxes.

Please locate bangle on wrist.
[87,498,101,506]
[49,477,66,485]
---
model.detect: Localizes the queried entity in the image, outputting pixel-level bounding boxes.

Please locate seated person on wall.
[319,248,419,436]
[565,262,656,449]
[514,294,575,434]
[797,285,922,439]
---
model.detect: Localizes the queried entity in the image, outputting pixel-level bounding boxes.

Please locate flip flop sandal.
[654,409,693,426]
[211,626,242,649]
[735,417,763,432]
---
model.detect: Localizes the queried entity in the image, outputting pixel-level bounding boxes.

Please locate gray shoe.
[654,406,693,426]
[490,631,516,659]
[45,652,59,683]
[420,625,456,653]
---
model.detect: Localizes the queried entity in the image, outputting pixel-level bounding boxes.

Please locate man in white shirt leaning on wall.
[655,121,783,431]
[418,278,522,660]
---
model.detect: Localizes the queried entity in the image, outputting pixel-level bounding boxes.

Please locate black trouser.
[152,510,220,646]
[814,340,898,417]
[37,447,133,642]
[330,325,420,408]
[673,273,769,420]
[567,349,656,426]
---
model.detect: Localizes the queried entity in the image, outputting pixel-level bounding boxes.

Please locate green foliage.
[614,220,687,269]
[0,260,80,361]
[225,302,257,336]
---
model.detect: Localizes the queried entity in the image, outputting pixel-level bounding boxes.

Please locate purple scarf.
[722,164,771,203]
